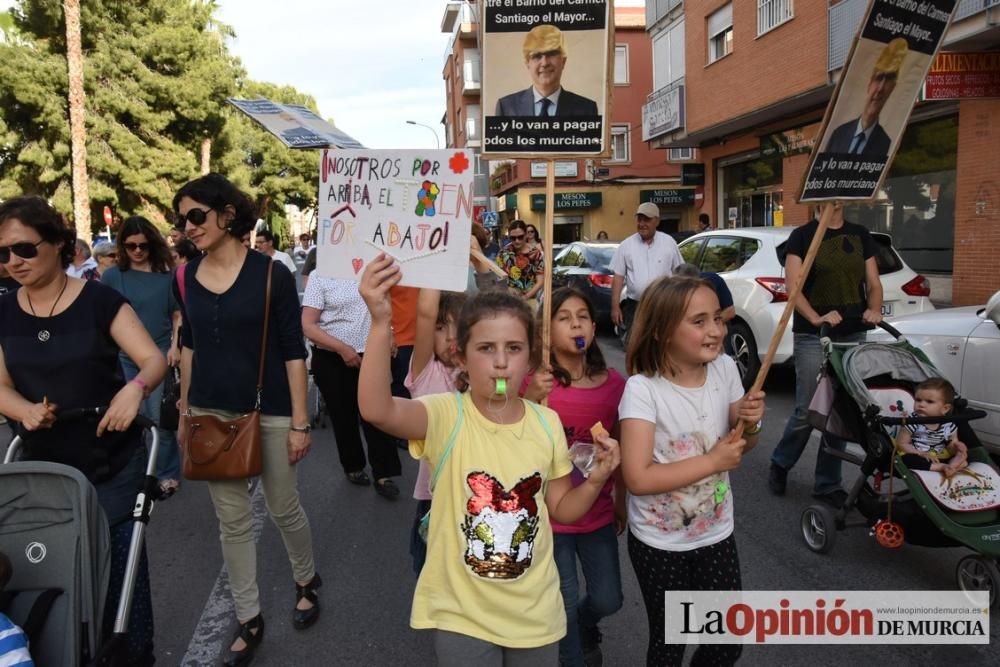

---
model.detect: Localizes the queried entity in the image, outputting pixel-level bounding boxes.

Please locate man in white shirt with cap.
[609,202,682,338]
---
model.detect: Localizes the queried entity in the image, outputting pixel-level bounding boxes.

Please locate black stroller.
[800,323,1000,605]
[0,409,161,666]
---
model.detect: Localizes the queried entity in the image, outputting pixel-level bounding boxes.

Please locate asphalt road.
[8,335,997,665]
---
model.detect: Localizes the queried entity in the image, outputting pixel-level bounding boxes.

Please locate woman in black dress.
[0,196,167,665]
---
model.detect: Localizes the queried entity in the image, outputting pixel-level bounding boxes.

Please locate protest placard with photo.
[481,0,612,158]
[315,149,474,291]
[228,98,363,149]
[799,0,958,202]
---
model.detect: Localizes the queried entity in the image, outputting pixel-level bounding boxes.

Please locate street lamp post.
[405,120,441,149]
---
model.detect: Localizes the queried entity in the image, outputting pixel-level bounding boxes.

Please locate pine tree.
[0,0,238,231]
[1,0,325,237]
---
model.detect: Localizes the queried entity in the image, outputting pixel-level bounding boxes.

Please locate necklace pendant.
[38,329,51,342]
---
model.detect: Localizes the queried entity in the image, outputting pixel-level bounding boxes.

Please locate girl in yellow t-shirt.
[358,254,620,665]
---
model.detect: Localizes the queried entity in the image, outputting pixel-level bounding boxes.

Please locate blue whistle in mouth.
[574,336,586,350]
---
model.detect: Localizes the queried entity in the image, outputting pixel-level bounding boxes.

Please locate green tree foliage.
[0,0,321,238]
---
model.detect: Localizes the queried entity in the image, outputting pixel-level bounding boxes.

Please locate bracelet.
[130,377,149,397]
[745,419,763,436]
[290,424,311,434]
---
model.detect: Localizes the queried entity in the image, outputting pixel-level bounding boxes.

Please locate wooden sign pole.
[732,202,835,437]
[540,159,556,406]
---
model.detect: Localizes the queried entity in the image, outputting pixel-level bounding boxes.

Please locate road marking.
[181,481,266,666]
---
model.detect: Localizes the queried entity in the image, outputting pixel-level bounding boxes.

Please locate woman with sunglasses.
[0,196,167,665]
[173,173,319,667]
[93,241,118,275]
[102,217,183,497]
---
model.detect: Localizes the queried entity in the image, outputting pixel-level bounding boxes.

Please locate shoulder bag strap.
[525,400,557,491]
[430,391,464,493]
[254,261,274,410]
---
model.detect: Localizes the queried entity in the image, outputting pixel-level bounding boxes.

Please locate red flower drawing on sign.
[449,152,470,174]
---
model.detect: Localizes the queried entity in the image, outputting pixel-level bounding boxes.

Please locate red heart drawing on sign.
[352,258,364,274]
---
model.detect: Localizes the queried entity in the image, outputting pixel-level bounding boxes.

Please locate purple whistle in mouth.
[574,336,586,350]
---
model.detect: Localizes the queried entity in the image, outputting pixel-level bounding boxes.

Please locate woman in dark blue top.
[173,173,319,667]
[102,215,183,497]
[0,196,166,665]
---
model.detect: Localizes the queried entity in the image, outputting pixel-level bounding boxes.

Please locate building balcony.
[461,59,481,95]
[646,0,683,30]
[441,1,477,33]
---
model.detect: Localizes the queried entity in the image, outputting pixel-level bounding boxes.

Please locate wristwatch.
[290,424,311,434]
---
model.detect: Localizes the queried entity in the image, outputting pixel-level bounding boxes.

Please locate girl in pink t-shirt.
[404,287,466,575]
[523,287,626,667]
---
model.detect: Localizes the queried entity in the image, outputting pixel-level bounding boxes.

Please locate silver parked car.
[869,290,1000,454]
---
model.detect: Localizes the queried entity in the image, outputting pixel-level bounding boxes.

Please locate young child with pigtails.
[357,254,620,666]
[522,286,626,667]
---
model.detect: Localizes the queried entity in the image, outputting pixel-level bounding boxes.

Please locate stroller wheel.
[801,504,838,554]
[956,555,1000,609]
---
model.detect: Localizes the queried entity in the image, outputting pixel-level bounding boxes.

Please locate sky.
[216,0,645,149]
[1,0,646,150]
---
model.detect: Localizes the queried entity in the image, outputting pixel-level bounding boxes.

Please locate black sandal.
[345,470,371,486]
[222,613,264,667]
[293,573,322,630]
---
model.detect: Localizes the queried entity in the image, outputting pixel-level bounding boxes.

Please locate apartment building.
[644,0,1000,305]
[442,1,490,221]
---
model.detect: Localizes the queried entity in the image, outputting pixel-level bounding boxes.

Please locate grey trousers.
[193,407,316,622]
[434,630,560,667]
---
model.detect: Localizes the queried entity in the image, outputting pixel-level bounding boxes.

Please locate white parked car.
[868,290,1000,454]
[678,228,936,387]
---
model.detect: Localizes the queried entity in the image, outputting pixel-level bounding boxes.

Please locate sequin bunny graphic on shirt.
[462,471,542,580]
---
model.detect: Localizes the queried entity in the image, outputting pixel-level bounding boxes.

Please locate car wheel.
[728,320,760,389]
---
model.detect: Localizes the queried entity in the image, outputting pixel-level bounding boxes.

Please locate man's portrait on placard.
[821,38,917,159]
[486,24,605,119]
[493,25,599,118]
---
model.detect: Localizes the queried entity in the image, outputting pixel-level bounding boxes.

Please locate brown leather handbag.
[182,262,273,481]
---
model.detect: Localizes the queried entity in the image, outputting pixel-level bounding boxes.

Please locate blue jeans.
[553,524,623,667]
[96,447,155,665]
[121,355,180,482]
[771,332,859,495]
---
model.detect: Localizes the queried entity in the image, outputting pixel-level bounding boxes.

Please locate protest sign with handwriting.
[315,149,474,291]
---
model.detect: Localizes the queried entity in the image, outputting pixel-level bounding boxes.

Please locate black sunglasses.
[0,240,44,264]
[124,242,150,252]
[509,233,526,240]
[176,208,212,229]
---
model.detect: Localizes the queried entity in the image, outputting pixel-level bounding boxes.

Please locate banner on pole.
[315,149,474,291]
[481,0,612,158]
[799,0,958,202]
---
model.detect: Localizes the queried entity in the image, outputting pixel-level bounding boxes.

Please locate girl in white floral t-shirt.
[619,276,765,667]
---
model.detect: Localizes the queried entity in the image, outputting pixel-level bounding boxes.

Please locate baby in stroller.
[896,378,968,476]
[0,550,34,667]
